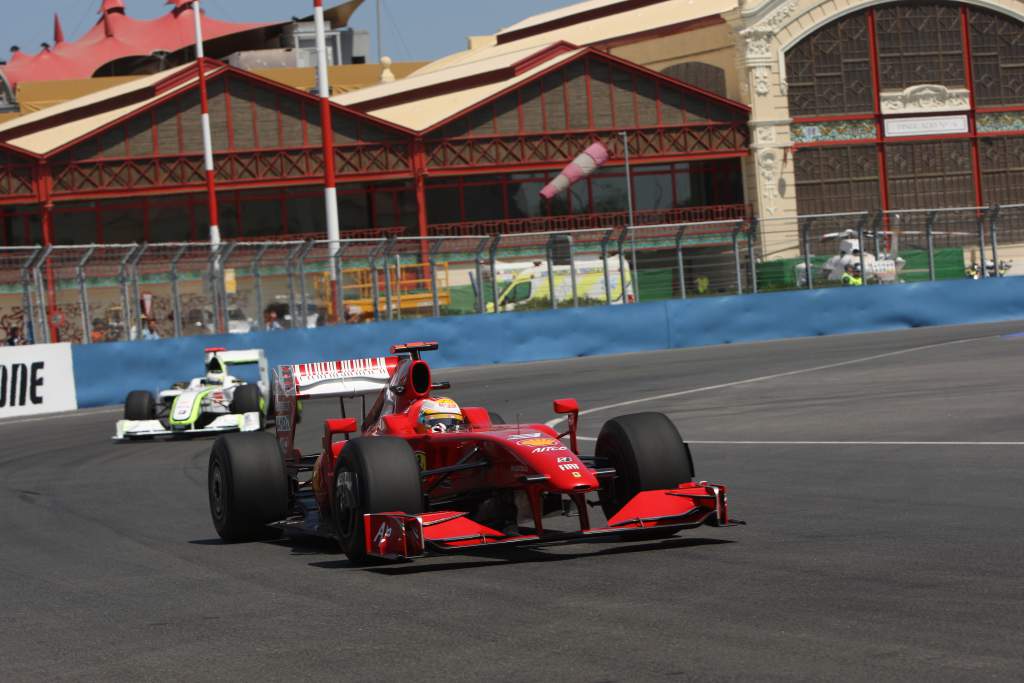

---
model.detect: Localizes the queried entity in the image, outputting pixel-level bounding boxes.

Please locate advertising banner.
[0,343,78,419]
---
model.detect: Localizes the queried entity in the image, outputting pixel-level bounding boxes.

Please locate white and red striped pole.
[314,0,342,320]
[191,0,220,246]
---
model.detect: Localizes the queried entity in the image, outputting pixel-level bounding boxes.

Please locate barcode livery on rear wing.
[291,357,400,397]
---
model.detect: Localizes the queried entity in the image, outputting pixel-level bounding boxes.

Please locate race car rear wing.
[273,356,400,458]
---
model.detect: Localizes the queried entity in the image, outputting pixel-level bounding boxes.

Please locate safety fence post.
[118,245,140,342]
[296,240,314,328]
[872,210,883,261]
[617,228,629,303]
[675,225,687,299]
[489,235,502,313]
[989,204,1001,275]
[285,242,305,329]
[732,224,743,295]
[382,237,397,321]
[20,247,42,344]
[332,241,348,324]
[129,244,149,337]
[428,240,444,318]
[215,243,236,334]
[924,211,937,282]
[600,229,614,304]
[30,246,54,344]
[168,245,188,338]
[249,244,269,334]
[747,219,759,294]
[976,207,989,278]
[368,240,387,321]
[76,246,96,344]
[855,213,869,286]
[473,237,490,314]
[801,218,814,290]
[566,234,578,307]
[545,234,558,310]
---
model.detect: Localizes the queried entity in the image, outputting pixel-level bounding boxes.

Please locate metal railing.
[1,204,1020,345]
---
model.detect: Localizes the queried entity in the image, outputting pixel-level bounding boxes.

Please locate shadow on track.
[307,537,734,574]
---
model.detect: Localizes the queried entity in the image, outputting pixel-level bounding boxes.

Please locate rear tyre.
[124,390,155,420]
[332,437,424,564]
[488,411,506,425]
[230,384,262,417]
[595,412,694,526]
[208,432,288,542]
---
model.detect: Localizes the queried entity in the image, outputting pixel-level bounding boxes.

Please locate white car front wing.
[113,412,263,441]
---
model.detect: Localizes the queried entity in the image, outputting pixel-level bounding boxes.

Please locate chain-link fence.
[1,204,1020,345]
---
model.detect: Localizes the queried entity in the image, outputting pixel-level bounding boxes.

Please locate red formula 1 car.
[207,342,738,562]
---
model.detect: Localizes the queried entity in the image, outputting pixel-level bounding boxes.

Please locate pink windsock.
[540,142,610,200]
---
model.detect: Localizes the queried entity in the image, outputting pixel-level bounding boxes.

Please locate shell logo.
[516,437,560,447]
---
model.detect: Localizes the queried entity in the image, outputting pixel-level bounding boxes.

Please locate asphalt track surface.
[2,322,1024,681]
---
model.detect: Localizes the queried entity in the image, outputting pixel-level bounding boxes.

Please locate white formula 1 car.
[113,347,270,441]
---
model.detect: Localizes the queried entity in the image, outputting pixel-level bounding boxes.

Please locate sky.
[0,0,575,66]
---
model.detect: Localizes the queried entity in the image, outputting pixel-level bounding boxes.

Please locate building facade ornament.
[752,65,772,96]
[738,1,797,65]
[879,84,971,115]
[757,148,781,215]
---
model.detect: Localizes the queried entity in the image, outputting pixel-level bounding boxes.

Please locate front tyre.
[124,390,155,420]
[332,437,424,563]
[595,412,694,521]
[208,433,287,542]
[230,384,262,417]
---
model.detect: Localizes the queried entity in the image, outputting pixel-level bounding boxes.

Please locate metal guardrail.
[0,204,1020,345]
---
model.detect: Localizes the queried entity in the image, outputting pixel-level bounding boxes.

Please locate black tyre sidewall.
[208,433,288,542]
[124,391,155,420]
[333,437,423,563]
[230,384,262,416]
[596,412,694,519]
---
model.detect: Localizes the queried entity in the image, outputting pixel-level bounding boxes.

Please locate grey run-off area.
[1,321,1023,680]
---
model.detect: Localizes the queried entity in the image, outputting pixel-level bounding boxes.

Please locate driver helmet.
[205,356,226,384]
[413,397,465,433]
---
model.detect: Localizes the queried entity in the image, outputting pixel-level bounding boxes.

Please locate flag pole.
[190,0,225,333]
[191,0,220,247]
[314,0,342,322]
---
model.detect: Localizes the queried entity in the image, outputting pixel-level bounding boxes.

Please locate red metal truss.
[425,125,748,172]
[0,144,37,204]
[49,142,414,198]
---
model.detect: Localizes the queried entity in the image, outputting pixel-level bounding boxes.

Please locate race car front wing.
[363,481,738,560]
[113,412,263,441]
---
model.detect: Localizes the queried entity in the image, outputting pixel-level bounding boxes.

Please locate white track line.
[575,436,1023,446]
[546,335,985,428]
[0,405,120,427]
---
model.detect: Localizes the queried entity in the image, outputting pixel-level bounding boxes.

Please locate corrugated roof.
[499,0,661,36]
[0,63,195,137]
[336,42,567,107]
[1,64,207,155]
[358,48,583,131]
[415,0,736,77]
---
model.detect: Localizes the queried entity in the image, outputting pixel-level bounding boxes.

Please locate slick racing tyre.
[595,412,694,527]
[230,384,263,418]
[208,433,287,542]
[124,390,155,420]
[332,437,424,564]
[488,411,506,425]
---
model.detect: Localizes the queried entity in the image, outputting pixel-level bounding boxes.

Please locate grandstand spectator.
[141,318,161,340]
[6,326,26,346]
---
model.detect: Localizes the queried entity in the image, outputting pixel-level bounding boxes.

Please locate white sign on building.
[884,115,969,138]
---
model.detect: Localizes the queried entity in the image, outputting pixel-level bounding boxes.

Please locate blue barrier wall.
[73,277,1024,408]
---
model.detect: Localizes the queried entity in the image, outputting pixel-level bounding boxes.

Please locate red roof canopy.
[1,1,269,90]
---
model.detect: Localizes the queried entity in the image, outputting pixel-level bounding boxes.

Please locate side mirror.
[553,398,579,454]
[553,398,579,414]
[325,418,358,436]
